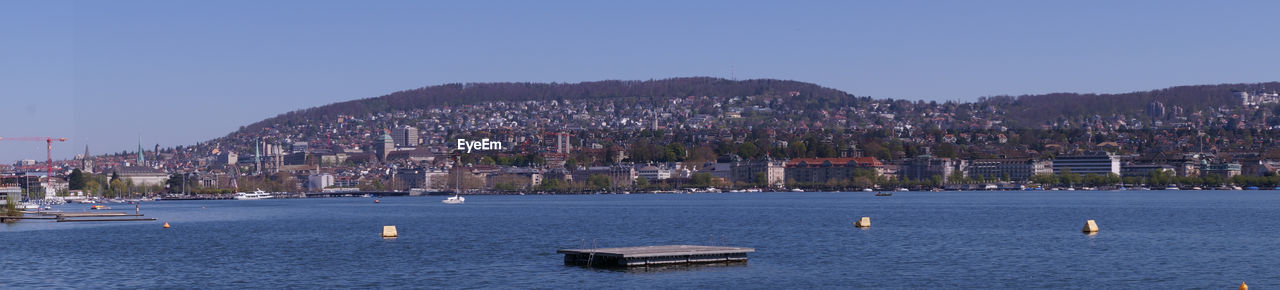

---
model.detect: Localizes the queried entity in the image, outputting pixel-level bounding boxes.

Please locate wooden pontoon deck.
[558,245,754,267]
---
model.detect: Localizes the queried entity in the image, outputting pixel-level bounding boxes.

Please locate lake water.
[2,191,1277,288]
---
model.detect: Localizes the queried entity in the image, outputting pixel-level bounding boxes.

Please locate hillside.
[982,82,1280,127]
[243,77,858,132]
[237,77,1279,137]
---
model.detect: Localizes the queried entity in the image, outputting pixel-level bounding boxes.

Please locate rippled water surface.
[2,191,1277,288]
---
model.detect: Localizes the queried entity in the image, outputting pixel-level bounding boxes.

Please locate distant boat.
[790,188,804,192]
[443,160,466,204]
[1164,185,1180,190]
[875,192,892,197]
[18,202,39,210]
[862,188,874,192]
[90,205,110,210]
[895,188,909,192]
[442,194,465,204]
[234,189,273,200]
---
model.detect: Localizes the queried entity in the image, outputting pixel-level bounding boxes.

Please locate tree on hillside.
[68,169,85,190]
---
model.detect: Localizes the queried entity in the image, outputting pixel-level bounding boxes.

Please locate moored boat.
[442,195,465,204]
[234,189,273,200]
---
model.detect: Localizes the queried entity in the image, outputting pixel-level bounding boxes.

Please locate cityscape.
[6,1,1280,288]
[4,78,1280,202]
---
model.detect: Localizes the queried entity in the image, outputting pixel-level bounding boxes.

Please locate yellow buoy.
[1082,220,1099,233]
[1240,281,1247,290]
[382,225,398,238]
[163,222,170,229]
[854,217,871,228]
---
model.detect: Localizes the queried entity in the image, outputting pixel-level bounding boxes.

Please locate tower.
[81,145,94,173]
[377,133,395,161]
[137,138,145,165]
[255,140,262,175]
[392,126,419,147]
[555,133,571,154]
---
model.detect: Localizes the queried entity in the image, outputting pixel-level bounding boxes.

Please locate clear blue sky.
[3,0,1279,163]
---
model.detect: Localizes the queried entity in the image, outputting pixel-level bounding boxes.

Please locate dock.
[558,245,754,267]
[0,211,157,223]
[57,218,157,222]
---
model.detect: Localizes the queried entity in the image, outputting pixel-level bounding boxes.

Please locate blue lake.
[2,191,1277,288]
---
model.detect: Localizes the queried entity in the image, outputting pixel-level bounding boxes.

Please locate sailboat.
[442,193,465,204]
[443,160,465,204]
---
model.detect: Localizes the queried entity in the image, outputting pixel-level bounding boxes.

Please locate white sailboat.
[443,159,465,204]
[442,194,465,204]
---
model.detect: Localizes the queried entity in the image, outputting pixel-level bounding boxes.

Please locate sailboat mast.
[456,155,462,196]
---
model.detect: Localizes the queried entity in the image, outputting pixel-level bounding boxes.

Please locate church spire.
[81,144,94,173]
[137,137,145,165]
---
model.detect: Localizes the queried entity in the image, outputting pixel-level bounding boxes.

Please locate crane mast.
[0,136,69,181]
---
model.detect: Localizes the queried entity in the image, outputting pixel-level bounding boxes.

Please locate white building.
[0,186,20,205]
[116,166,169,186]
[308,173,335,191]
[1052,151,1120,175]
[392,126,420,147]
[637,165,673,181]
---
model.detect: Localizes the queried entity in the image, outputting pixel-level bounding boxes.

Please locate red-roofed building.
[784,157,883,184]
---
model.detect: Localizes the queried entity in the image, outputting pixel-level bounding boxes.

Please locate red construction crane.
[0,136,68,180]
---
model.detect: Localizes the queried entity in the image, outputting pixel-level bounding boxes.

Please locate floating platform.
[558,245,754,267]
[3,211,153,223]
[53,212,140,217]
[57,218,156,222]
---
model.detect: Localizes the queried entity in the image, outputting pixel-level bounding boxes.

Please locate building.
[900,155,964,182]
[79,145,94,173]
[391,126,420,147]
[0,186,20,205]
[967,158,1053,182]
[375,133,395,161]
[1052,151,1120,175]
[307,173,334,191]
[1120,164,1175,177]
[572,165,636,188]
[785,157,883,184]
[730,159,786,187]
[487,168,542,190]
[637,165,673,181]
[420,169,450,191]
[217,151,239,166]
[116,166,169,186]
[1202,163,1242,178]
[1237,90,1280,106]
[555,133,572,154]
[1146,100,1166,118]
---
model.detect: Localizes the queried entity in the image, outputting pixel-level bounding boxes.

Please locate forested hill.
[243,77,856,131]
[983,82,1280,126]
[240,77,1278,134]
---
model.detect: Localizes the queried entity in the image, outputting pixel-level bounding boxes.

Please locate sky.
[3,0,1280,164]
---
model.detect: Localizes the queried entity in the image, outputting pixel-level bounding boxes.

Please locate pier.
[0,211,156,222]
[50,211,155,222]
[558,245,754,267]
[304,191,411,198]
